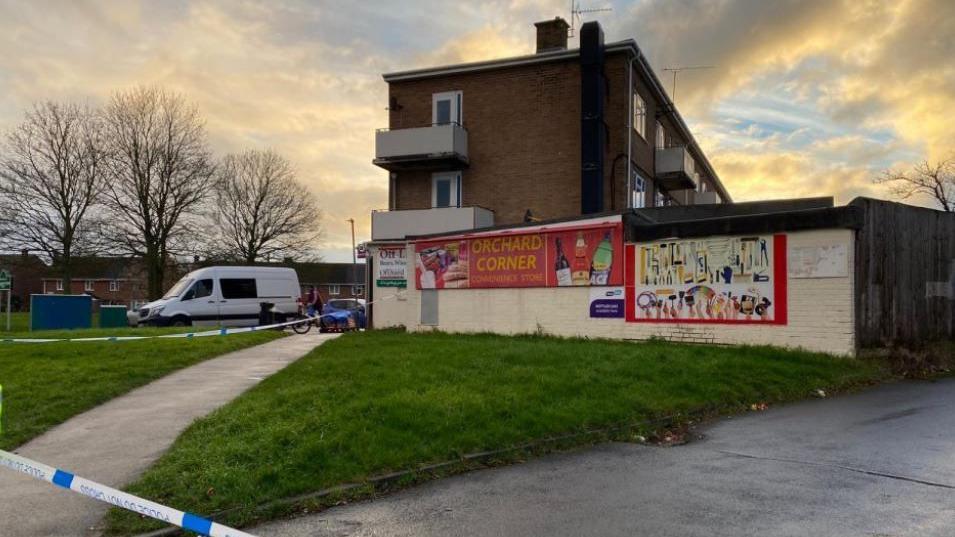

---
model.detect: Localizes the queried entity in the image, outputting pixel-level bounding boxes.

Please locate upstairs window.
[432,172,462,208]
[84,280,94,292]
[56,280,64,291]
[432,91,462,125]
[655,121,666,149]
[633,91,647,140]
[109,280,118,292]
[631,170,647,209]
[328,284,341,296]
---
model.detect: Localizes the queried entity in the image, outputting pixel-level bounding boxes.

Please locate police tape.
[0,449,257,537]
[1,291,406,344]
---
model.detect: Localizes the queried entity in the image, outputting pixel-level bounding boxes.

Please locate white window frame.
[55,280,64,291]
[352,285,364,296]
[328,284,341,296]
[432,91,462,125]
[431,172,462,208]
[109,280,118,292]
[655,121,665,149]
[631,170,647,209]
[633,91,647,140]
[84,280,94,292]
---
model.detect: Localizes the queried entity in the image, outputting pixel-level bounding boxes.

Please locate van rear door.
[217,276,260,327]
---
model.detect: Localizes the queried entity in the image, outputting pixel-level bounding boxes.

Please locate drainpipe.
[626,53,639,209]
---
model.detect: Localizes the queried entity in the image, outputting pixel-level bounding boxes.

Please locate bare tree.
[211,149,322,263]
[102,87,215,300]
[876,156,955,212]
[0,102,106,292]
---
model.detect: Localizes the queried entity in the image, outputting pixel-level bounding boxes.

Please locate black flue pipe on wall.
[580,21,606,215]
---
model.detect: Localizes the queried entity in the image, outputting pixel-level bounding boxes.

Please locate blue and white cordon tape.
[0,449,257,537]
[2,292,406,344]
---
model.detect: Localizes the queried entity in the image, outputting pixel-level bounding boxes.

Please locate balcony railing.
[655,146,698,191]
[374,122,469,171]
[371,206,494,241]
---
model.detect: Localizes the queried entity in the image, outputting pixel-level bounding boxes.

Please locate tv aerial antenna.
[661,65,715,103]
[568,0,612,37]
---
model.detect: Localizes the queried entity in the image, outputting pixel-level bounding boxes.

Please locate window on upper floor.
[328,284,341,296]
[655,121,665,149]
[109,280,118,292]
[84,280,94,292]
[432,172,462,208]
[631,169,647,209]
[655,189,670,208]
[432,91,462,125]
[633,91,647,140]
[56,280,63,291]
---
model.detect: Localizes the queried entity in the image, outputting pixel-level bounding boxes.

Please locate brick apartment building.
[371,17,731,243]
[0,251,46,311]
[40,256,149,308]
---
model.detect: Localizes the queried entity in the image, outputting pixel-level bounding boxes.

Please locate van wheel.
[170,315,191,327]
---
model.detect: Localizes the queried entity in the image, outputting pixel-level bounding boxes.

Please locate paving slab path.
[0,332,338,537]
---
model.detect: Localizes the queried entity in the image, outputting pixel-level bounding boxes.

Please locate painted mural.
[629,234,787,324]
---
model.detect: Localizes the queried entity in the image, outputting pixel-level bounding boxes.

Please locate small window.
[328,284,340,296]
[432,91,462,125]
[655,189,670,207]
[631,170,647,209]
[84,280,94,292]
[655,121,665,149]
[432,172,462,208]
[220,278,257,299]
[183,279,214,301]
[56,280,64,291]
[352,285,364,296]
[109,280,118,292]
[633,91,647,140]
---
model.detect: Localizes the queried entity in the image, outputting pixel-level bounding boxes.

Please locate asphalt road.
[255,377,955,537]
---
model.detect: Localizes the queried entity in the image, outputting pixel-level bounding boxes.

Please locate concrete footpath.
[0,332,338,537]
[254,377,955,537]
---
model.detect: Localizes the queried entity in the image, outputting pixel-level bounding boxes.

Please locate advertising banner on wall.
[626,234,788,324]
[414,224,623,290]
[376,246,408,287]
[589,287,625,318]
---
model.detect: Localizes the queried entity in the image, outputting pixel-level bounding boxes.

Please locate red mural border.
[625,234,788,325]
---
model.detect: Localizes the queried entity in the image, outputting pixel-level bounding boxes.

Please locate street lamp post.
[347,218,356,265]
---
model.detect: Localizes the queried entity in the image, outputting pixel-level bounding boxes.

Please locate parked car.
[129,266,301,327]
[321,298,366,330]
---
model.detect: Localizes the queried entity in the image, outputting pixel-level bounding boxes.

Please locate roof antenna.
[568,0,612,38]
[661,65,715,103]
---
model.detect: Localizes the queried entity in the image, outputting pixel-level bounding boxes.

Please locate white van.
[131,266,301,327]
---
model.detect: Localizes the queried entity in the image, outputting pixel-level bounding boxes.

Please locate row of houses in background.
[0,250,365,311]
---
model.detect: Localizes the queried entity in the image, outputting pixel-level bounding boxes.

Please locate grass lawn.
[0,327,285,450]
[0,312,32,333]
[106,330,885,534]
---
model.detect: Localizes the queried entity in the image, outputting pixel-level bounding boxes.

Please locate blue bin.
[30,294,93,331]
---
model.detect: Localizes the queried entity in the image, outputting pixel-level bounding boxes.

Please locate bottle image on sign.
[554,238,572,286]
[572,231,590,286]
[590,231,614,285]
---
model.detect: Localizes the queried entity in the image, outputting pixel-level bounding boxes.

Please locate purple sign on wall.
[589,287,624,318]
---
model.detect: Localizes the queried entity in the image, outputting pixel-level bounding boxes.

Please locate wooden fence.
[853,198,955,347]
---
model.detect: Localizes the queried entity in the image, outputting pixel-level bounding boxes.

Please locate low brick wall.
[372,228,856,356]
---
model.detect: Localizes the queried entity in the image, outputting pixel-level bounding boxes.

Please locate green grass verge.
[106,330,885,534]
[0,328,286,450]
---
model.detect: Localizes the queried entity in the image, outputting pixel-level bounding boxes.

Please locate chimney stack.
[534,17,569,53]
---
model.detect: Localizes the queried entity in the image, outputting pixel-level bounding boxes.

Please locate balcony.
[655,146,698,191]
[371,206,494,241]
[374,123,469,171]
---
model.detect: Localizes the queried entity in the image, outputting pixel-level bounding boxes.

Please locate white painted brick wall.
[372,230,857,356]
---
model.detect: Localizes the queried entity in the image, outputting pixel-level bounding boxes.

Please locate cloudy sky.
[0,0,951,262]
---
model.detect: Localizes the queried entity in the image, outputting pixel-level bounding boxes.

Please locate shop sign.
[376,247,407,287]
[414,224,623,290]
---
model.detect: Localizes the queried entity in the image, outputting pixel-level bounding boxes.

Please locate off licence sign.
[0,269,10,291]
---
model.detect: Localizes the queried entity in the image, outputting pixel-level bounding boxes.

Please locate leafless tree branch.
[876,155,955,212]
[209,149,322,263]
